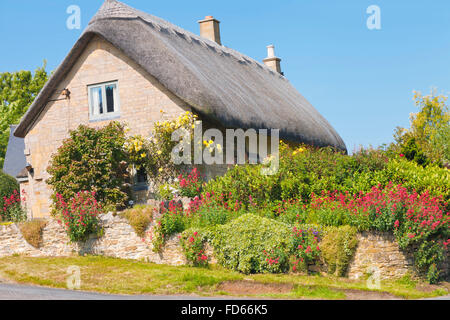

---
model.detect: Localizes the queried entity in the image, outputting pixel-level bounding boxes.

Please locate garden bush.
[384,159,450,205]
[121,205,153,238]
[152,200,185,252]
[179,229,209,266]
[203,143,393,211]
[47,122,130,212]
[54,191,102,242]
[177,167,203,198]
[19,219,47,248]
[309,183,449,282]
[290,224,322,272]
[320,226,358,276]
[209,214,292,274]
[185,192,244,229]
[1,189,26,222]
[143,111,197,182]
[0,170,20,217]
[273,199,308,225]
[204,142,449,216]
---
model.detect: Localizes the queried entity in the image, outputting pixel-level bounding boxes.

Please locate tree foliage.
[0,62,48,167]
[391,91,450,166]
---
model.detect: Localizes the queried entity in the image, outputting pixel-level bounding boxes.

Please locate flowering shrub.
[47,122,130,212]
[179,230,209,266]
[204,142,450,213]
[144,111,197,182]
[274,199,307,225]
[2,190,26,222]
[185,192,243,228]
[309,183,450,282]
[54,191,102,242]
[124,134,150,170]
[152,200,185,252]
[177,167,203,198]
[0,170,20,218]
[290,225,322,272]
[261,247,290,273]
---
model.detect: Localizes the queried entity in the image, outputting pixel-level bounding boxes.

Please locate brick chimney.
[263,45,282,74]
[198,16,222,45]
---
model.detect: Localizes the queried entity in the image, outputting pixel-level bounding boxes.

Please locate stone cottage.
[11,0,346,219]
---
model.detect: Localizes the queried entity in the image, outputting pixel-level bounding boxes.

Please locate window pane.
[105,84,116,113]
[90,87,103,115]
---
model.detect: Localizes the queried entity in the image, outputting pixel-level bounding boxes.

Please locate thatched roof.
[14,0,346,152]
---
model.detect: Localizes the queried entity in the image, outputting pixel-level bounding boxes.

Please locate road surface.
[0,283,223,300]
[0,283,448,300]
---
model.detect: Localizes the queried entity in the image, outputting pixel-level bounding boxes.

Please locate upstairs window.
[88,81,120,121]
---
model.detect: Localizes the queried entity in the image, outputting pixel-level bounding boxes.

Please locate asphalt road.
[0,283,448,300]
[0,283,221,300]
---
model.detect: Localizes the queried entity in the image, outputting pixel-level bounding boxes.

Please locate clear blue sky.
[1,0,449,152]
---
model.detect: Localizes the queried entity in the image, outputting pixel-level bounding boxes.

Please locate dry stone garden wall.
[0,213,188,266]
[0,214,447,280]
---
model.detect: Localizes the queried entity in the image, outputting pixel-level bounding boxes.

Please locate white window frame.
[87,81,121,121]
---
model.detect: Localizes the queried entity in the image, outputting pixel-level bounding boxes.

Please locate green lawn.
[0,255,447,299]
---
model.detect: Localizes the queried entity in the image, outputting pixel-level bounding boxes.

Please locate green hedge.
[209,214,292,274]
[204,145,450,211]
[320,226,358,277]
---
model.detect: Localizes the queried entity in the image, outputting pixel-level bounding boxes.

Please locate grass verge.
[0,255,447,299]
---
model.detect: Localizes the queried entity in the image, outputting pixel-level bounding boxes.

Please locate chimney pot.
[198,16,222,45]
[267,45,275,58]
[263,44,282,74]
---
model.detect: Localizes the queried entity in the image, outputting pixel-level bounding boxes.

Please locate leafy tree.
[0,62,48,167]
[390,91,449,166]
